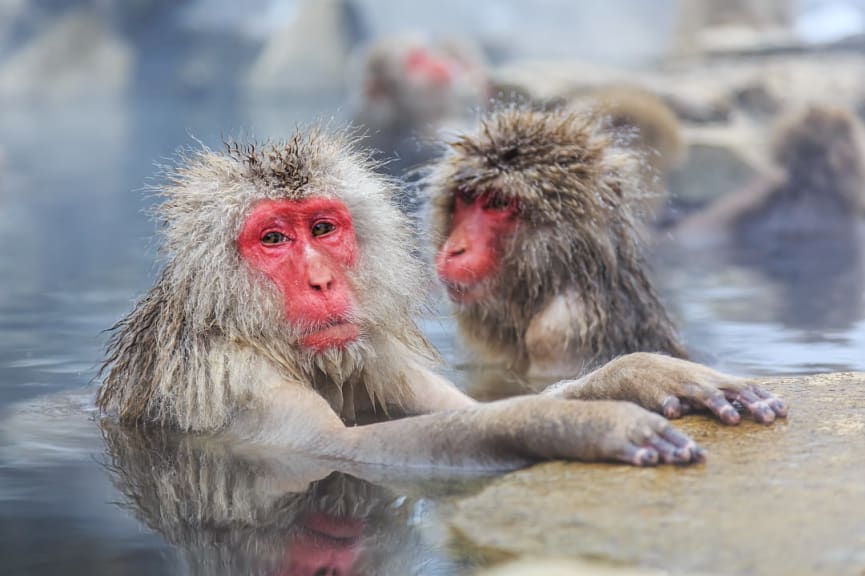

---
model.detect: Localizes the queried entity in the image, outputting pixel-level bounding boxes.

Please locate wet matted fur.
[425,106,687,374]
[99,128,437,431]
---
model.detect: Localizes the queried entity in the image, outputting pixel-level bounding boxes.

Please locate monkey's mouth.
[443,281,489,305]
[300,321,361,352]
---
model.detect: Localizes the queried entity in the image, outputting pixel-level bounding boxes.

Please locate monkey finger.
[701,391,742,425]
[619,445,660,467]
[661,396,682,419]
[647,436,684,464]
[730,387,762,408]
[752,386,789,417]
[725,388,776,424]
[658,424,706,463]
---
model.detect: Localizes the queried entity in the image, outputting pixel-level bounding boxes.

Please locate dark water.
[1,96,864,576]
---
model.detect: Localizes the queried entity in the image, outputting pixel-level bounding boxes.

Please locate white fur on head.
[99,127,435,431]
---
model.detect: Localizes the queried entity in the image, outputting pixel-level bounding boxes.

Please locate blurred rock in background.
[2,0,865,199]
[0,7,132,100]
[246,0,367,94]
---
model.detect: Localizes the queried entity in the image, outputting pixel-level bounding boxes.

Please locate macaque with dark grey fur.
[673,104,865,331]
[676,105,865,245]
[428,106,785,425]
[98,128,784,470]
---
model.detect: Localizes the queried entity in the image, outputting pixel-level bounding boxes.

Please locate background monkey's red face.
[238,197,360,352]
[435,189,520,304]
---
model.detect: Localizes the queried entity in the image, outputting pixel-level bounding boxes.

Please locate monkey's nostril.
[309,275,334,292]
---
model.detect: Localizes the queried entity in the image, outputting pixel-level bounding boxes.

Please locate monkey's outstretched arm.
[543,352,788,425]
[397,363,478,415]
[673,176,781,245]
[233,379,703,469]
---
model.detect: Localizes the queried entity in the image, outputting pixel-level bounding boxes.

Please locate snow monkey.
[677,104,865,244]
[98,128,784,470]
[351,34,489,181]
[672,104,865,331]
[429,106,785,423]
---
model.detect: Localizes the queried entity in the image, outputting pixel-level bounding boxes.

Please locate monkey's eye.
[261,231,289,245]
[457,187,476,204]
[484,194,513,211]
[311,221,336,238]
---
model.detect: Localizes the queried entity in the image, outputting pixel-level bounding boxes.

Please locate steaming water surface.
[1,97,864,575]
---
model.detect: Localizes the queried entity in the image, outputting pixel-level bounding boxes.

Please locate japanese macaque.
[675,105,865,244]
[428,107,688,391]
[101,422,458,576]
[673,104,865,331]
[97,128,785,470]
[569,85,686,226]
[350,35,489,182]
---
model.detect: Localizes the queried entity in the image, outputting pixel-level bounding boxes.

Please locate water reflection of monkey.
[101,421,461,576]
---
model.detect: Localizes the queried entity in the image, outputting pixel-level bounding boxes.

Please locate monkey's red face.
[238,197,360,352]
[280,512,363,576]
[403,47,453,88]
[435,189,519,304]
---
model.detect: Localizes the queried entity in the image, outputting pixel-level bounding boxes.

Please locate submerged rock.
[450,372,865,576]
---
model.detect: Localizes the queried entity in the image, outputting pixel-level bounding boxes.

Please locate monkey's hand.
[542,352,788,425]
[496,398,706,466]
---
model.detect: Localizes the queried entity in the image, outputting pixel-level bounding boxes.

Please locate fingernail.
[721,405,740,423]
[638,448,658,466]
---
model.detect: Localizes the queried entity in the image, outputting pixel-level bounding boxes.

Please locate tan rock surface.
[451,372,865,576]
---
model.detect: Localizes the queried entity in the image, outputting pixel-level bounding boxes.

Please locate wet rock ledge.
[450,372,865,576]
